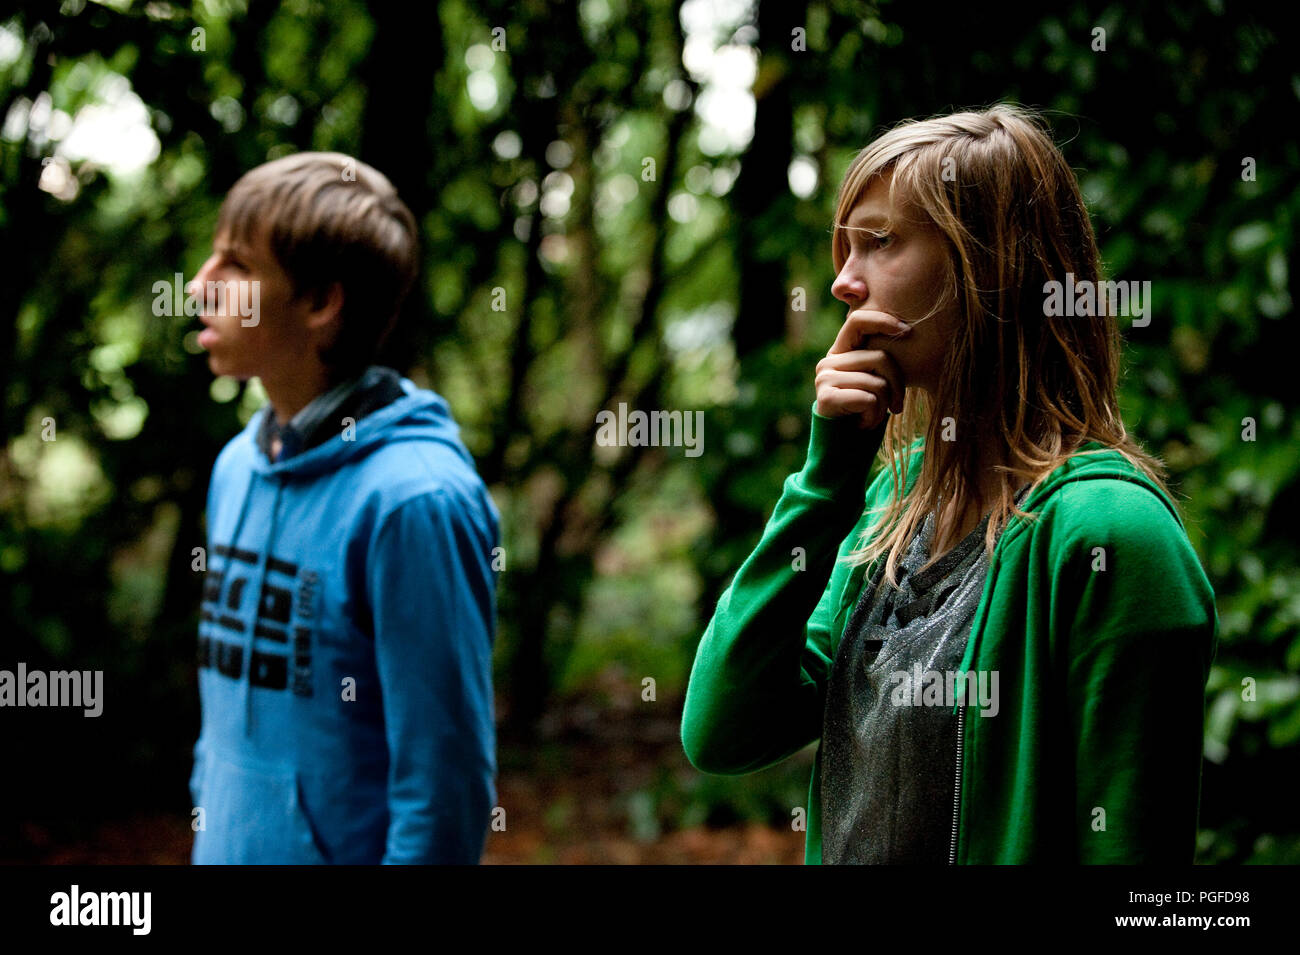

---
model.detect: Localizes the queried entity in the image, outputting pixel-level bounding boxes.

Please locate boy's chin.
[205,354,253,381]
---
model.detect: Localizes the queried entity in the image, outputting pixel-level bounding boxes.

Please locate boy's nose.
[187,257,217,302]
[186,268,208,300]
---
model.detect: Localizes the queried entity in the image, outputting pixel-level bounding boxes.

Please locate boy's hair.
[831,104,1172,584]
[215,151,419,378]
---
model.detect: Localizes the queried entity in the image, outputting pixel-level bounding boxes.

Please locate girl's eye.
[849,231,892,252]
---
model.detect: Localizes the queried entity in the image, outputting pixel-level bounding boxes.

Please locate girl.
[681,104,1219,864]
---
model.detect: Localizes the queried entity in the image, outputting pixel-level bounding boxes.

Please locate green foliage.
[0,0,1295,862]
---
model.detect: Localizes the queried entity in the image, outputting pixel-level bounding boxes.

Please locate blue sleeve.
[367,486,499,864]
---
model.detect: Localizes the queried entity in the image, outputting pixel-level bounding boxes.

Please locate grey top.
[819,498,1009,864]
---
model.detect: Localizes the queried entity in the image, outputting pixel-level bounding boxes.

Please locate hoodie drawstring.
[221,423,285,739]
[240,479,283,737]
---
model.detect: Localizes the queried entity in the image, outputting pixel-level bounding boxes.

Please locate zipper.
[948,703,965,864]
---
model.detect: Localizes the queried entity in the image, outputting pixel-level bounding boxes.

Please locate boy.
[186,152,500,864]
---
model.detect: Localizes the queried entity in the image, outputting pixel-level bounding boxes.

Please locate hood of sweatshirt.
[880,438,1198,693]
[894,437,1185,531]
[1020,441,1183,527]
[829,438,1190,639]
[219,379,478,583]
[245,379,476,478]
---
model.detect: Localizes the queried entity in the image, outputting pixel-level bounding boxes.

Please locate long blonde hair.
[833,104,1172,585]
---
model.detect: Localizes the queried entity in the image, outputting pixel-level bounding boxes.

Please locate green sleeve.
[1054,479,1219,863]
[681,405,885,775]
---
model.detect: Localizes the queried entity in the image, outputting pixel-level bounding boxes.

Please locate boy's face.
[189,224,322,381]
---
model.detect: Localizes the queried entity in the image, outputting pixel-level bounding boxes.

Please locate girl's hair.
[832,103,1172,585]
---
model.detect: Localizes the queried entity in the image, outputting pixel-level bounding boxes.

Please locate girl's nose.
[831,265,866,305]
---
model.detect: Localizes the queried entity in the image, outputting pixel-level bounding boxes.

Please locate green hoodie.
[682,405,1219,864]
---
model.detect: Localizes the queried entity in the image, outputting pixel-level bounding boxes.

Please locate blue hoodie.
[190,378,500,864]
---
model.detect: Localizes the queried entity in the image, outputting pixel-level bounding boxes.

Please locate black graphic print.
[199,544,315,696]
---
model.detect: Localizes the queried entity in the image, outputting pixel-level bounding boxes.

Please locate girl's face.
[831,175,959,396]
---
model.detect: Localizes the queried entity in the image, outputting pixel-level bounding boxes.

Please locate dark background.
[1,0,1296,863]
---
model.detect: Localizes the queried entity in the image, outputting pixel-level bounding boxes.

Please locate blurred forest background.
[1,0,1297,864]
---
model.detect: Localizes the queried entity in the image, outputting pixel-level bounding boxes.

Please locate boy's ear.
[306,281,345,337]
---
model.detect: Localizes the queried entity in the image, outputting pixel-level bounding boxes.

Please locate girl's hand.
[815,309,910,430]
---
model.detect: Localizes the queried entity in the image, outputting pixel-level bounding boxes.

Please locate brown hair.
[216,151,419,378]
[832,104,1172,586]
